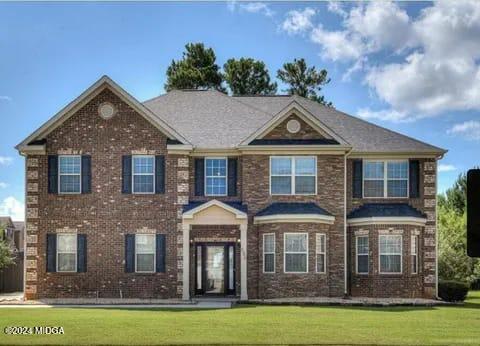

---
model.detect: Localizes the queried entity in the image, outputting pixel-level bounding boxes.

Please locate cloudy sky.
[0,1,479,220]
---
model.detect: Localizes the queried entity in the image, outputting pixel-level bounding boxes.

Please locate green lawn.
[1,292,479,346]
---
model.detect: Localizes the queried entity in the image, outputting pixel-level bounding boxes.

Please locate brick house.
[16,76,446,300]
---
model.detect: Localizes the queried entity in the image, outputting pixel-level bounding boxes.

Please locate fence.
[0,253,24,292]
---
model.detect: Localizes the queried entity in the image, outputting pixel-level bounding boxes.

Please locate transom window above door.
[363,160,408,198]
[205,158,227,196]
[132,155,155,194]
[270,156,316,195]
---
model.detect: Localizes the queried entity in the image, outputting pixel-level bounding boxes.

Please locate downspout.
[22,154,27,300]
[344,148,353,297]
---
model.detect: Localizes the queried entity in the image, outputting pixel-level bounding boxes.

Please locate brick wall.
[25,89,183,299]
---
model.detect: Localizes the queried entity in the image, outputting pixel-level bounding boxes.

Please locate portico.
[181,200,248,300]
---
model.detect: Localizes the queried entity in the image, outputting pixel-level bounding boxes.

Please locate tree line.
[165,42,332,106]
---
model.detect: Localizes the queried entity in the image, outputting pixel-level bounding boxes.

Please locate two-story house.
[16,76,445,301]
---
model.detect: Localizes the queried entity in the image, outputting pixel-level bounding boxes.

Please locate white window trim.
[315,233,326,274]
[132,155,155,194]
[204,157,228,197]
[58,155,82,194]
[378,234,403,275]
[284,232,309,274]
[363,160,409,199]
[56,233,77,273]
[411,235,418,275]
[263,233,275,274]
[356,235,369,275]
[135,234,156,273]
[270,156,317,196]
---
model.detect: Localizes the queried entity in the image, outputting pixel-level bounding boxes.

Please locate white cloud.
[0,96,11,102]
[0,156,13,165]
[0,182,8,189]
[282,8,316,35]
[0,196,24,221]
[438,164,457,172]
[447,120,480,140]
[285,1,480,120]
[233,2,274,17]
[357,108,410,123]
[310,25,364,61]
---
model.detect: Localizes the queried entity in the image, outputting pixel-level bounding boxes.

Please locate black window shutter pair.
[352,159,420,198]
[48,155,91,194]
[125,234,166,273]
[194,157,237,196]
[46,234,87,273]
[122,155,165,194]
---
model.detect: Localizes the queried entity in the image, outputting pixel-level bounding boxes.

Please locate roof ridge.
[216,90,277,118]
[299,97,446,153]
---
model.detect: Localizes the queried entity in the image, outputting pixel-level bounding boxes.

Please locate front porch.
[181,200,248,300]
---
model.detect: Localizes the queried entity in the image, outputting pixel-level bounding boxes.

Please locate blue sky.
[0,1,479,220]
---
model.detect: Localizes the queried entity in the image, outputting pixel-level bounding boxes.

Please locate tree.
[438,172,480,284]
[165,43,224,91]
[223,58,277,95]
[0,226,14,270]
[277,58,332,106]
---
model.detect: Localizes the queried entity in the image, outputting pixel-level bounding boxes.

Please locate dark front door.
[195,243,236,296]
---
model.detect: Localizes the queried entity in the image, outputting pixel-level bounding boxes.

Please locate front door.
[195,243,236,296]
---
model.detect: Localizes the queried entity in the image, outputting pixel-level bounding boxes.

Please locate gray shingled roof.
[348,203,426,219]
[143,90,445,153]
[256,202,332,217]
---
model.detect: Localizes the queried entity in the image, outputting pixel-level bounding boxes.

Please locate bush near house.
[438,280,469,302]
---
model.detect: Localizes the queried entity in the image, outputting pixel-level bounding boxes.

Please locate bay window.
[263,233,275,273]
[356,236,369,274]
[411,235,419,274]
[316,233,326,273]
[379,235,402,274]
[284,233,308,273]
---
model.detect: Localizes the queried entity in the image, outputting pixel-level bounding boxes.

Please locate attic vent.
[286,119,301,134]
[98,102,116,120]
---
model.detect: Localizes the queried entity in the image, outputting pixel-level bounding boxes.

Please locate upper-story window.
[363,160,408,198]
[270,156,316,195]
[59,155,81,194]
[205,158,227,196]
[132,155,155,194]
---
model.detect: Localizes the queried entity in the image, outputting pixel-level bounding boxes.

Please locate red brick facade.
[23,86,438,300]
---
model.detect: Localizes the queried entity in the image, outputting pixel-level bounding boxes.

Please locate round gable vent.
[286,119,301,134]
[98,102,116,120]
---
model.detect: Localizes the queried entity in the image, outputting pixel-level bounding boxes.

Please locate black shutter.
[81,155,91,194]
[48,155,58,194]
[77,234,87,273]
[228,158,238,196]
[409,160,420,198]
[156,234,166,273]
[352,159,363,198]
[122,155,132,194]
[194,158,205,196]
[125,234,135,273]
[46,234,56,272]
[155,155,165,194]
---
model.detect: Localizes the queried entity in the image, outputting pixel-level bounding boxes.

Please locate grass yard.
[0,292,479,346]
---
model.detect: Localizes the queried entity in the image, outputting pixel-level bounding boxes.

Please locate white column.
[240,223,248,300]
[182,223,190,300]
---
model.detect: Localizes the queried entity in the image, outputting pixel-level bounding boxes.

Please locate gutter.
[344,147,353,297]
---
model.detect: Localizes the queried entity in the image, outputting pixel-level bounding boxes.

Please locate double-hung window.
[263,234,275,273]
[363,160,408,198]
[132,156,155,194]
[57,234,77,272]
[59,155,81,194]
[284,233,308,273]
[135,234,155,273]
[411,235,419,274]
[316,234,326,273]
[379,235,402,274]
[270,156,316,195]
[205,158,227,196]
[356,236,369,274]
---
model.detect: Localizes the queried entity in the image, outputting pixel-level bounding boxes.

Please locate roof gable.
[16,76,190,154]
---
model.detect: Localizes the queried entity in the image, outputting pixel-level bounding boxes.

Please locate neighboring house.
[16,76,445,300]
[0,217,24,292]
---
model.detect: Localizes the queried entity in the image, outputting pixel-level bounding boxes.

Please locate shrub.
[438,280,469,302]
[470,278,480,290]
